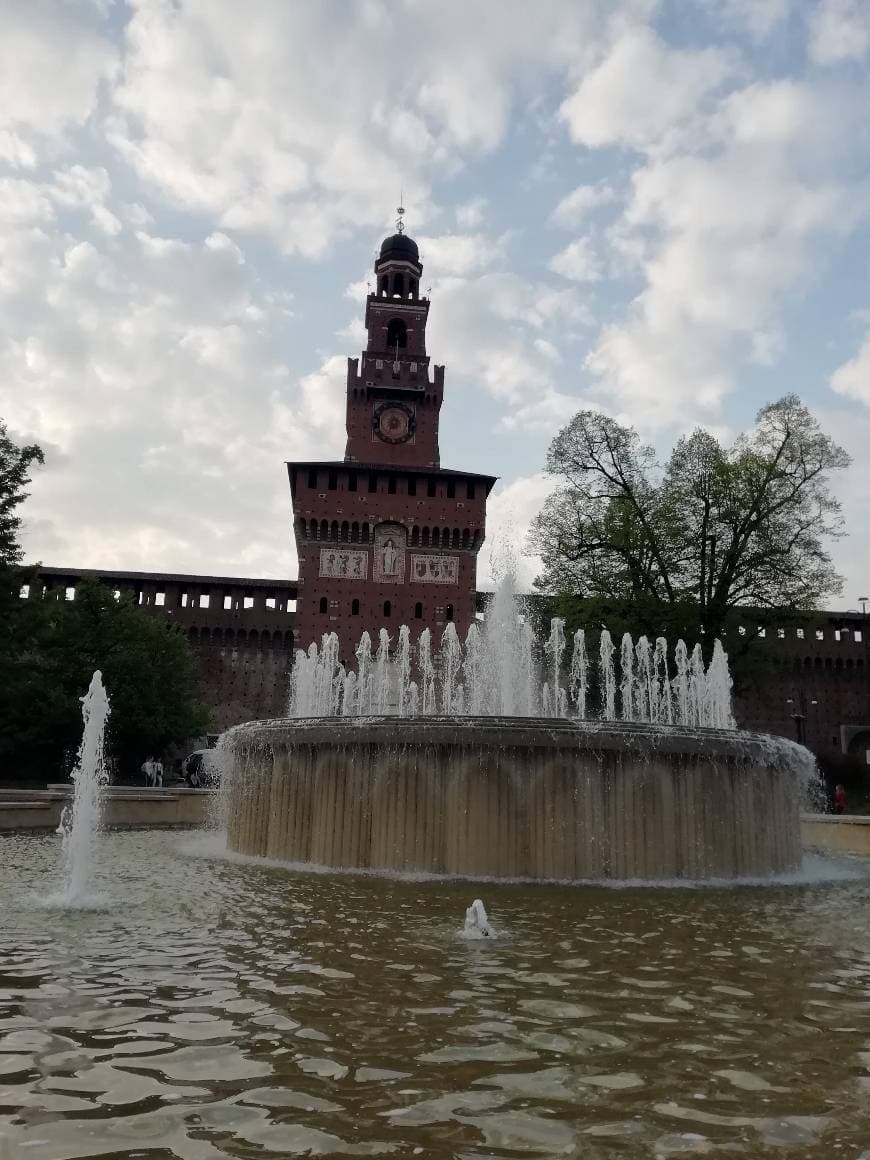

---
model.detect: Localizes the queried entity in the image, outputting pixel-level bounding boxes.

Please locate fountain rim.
[222,715,812,768]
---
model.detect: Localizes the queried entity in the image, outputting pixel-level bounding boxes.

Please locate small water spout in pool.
[463,898,496,939]
[46,670,111,907]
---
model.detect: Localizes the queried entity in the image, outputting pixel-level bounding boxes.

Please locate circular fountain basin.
[222,716,813,882]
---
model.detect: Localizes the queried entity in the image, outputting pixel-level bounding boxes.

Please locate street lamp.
[786,692,818,746]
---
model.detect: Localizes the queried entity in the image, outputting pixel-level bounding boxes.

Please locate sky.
[2,0,870,605]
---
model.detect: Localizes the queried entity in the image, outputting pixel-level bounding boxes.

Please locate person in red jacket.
[834,784,846,814]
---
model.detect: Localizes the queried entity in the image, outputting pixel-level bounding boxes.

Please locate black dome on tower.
[379,232,419,263]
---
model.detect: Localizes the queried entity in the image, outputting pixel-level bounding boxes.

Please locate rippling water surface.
[3,831,870,1158]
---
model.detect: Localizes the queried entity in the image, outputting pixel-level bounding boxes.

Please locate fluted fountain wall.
[222,717,811,881]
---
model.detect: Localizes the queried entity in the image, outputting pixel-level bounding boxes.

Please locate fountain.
[463,898,497,939]
[45,670,111,906]
[221,576,816,882]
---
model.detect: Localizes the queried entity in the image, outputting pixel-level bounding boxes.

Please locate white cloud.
[549,237,602,282]
[712,0,794,42]
[418,231,506,279]
[455,198,488,229]
[0,1,116,146]
[830,334,870,403]
[578,72,869,425]
[105,0,626,254]
[2,210,343,579]
[550,183,615,228]
[428,271,589,408]
[559,28,733,153]
[809,0,870,64]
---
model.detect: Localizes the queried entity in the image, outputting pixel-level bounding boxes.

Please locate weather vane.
[396,193,405,235]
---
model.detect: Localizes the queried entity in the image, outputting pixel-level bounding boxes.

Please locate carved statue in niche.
[373,523,406,583]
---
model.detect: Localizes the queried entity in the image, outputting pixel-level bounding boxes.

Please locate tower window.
[392,273,404,297]
[415,602,422,619]
[352,599,360,615]
[384,600,391,617]
[446,604,454,622]
[408,476,416,496]
[368,472,377,493]
[319,597,328,614]
[410,278,418,298]
[388,476,396,494]
[447,480,455,499]
[378,275,388,295]
[308,469,318,488]
[328,469,337,490]
[386,318,407,349]
[427,477,436,498]
[348,472,357,492]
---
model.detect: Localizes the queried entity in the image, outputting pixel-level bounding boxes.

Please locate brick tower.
[288,215,496,663]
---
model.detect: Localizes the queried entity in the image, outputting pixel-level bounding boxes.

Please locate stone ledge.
[801,813,870,855]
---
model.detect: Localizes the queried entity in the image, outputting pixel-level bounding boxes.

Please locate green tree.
[1,581,210,782]
[0,422,45,713]
[529,396,850,655]
[0,420,44,567]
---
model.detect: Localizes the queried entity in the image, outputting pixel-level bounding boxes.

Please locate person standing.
[154,758,164,788]
[140,756,155,787]
[834,784,846,814]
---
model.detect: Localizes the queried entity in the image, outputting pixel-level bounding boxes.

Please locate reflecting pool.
[3,831,870,1158]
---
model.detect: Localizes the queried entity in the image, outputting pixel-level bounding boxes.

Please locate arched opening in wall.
[409,278,418,298]
[432,528,440,547]
[188,627,199,643]
[362,523,370,543]
[442,527,451,548]
[386,318,407,349]
[352,599,360,615]
[422,526,430,547]
[320,519,328,540]
[462,528,470,548]
[384,600,392,617]
[415,602,422,619]
[330,520,339,540]
[452,528,460,547]
[410,526,419,546]
[284,631,293,648]
[446,604,454,622]
[378,275,388,295]
[392,273,405,297]
[351,522,359,542]
[319,596,328,614]
[341,521,349,541]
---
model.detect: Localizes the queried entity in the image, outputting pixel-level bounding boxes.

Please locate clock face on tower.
[372,402,416,444]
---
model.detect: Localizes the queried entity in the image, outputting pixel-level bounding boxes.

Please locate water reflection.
[2,831,870,1157]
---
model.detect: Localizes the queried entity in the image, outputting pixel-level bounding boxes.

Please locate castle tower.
[288,215,496,662]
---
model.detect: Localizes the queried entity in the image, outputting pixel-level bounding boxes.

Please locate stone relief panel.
[319,548,368,580]
[410,554,459,585]
[373,522,407,584]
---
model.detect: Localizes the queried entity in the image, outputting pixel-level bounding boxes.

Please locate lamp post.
[786,691,818,746]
